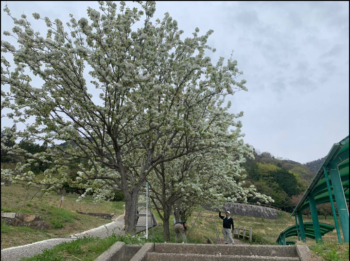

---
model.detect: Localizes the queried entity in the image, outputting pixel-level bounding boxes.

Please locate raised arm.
[219,211,224,219]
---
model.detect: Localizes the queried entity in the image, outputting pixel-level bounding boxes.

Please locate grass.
[1,221,37,234]
[2,181,348,260]
[309,241,349,261]
[20,234,151,261]
[148,206,348,260]
[1,183,125,250]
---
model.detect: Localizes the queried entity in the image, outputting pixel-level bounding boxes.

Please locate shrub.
[111,190,124,201]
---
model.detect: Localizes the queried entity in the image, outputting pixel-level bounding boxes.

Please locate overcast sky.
[1,1,349,164]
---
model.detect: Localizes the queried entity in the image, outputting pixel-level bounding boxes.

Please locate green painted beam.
[276,222,335,244]
[298,212,306,242]
[309,193,322,243]
[295,215,300,241]
[291,136,348,217]
[299,189,349,213]
[329,151,349,243]
[312,172,349,197]
[324,166,342,243]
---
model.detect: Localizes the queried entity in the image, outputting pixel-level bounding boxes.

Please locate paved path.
[1,209,156,261]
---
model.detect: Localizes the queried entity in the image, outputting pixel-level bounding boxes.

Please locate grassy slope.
[150,206,348,261]
[1,183,124,249]
[2,184,348,261]
[151,207,341,244]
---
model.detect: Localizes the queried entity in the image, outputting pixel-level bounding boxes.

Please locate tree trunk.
[163,205,172,242]
[124,188,140,235]
[163,218,170,242]
[180,210,187,222]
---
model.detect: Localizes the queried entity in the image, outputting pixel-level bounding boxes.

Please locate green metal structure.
[277,136,349,244]
[276,223,336,245]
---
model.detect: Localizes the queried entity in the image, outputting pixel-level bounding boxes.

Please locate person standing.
[219,210,234,244]
[174,221,187,243]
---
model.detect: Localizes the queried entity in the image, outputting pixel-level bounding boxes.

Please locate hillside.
[303,156,327,177]
[241,149,322,212]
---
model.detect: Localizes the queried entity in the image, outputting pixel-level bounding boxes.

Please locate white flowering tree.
[147,136,274,241]
[1,1,249,234]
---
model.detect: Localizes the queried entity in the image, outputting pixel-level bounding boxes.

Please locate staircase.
[96,242,310,261]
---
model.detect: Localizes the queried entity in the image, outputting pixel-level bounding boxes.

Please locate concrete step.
[146,253,300,261]
[154,244,298,258]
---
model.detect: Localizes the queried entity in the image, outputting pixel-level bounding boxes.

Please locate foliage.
[290,165,314,182]
[290,193,303,206]
[110,190,124,201]
[268,168,302,197]
[1,1,252,235]
[317,203,333,220]
[242,151,307,211]
[1,128,16,163]
[304,156,327,177]
[148,145,273,241]
[309,241,349,261]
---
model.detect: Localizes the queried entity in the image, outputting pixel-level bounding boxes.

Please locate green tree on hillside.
[269,168,302,197]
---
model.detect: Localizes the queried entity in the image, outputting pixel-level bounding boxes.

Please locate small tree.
[317,203,333,220]
[148,141,273,241]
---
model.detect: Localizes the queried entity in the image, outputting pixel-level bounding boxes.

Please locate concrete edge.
[154,243,297,248]
[130,243,154,261]
[0,238,76,252]
[296,245,310,261]
[147,252,300,260]
[94,241,125,261]
[71,215,124,237]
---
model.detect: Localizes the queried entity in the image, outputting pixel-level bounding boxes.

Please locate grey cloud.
[289,76,317,93]
[294,61,310,73]
[235,9,260,27]
[271,77,286,94]
[319,61,337,73]
[320,44,343,59]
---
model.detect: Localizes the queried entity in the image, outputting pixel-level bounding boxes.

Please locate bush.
[111,190,124,201]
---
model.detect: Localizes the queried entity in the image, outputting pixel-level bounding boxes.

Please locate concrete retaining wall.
[94,242,142,261]
[203,203,279,219]
[95,241,125,261]
[154,244,297,257]
[130,243,154,261]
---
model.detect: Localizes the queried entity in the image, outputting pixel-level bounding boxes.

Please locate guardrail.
[234,225,252,242]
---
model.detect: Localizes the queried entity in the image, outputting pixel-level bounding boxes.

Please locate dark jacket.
[219,212,234,230]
